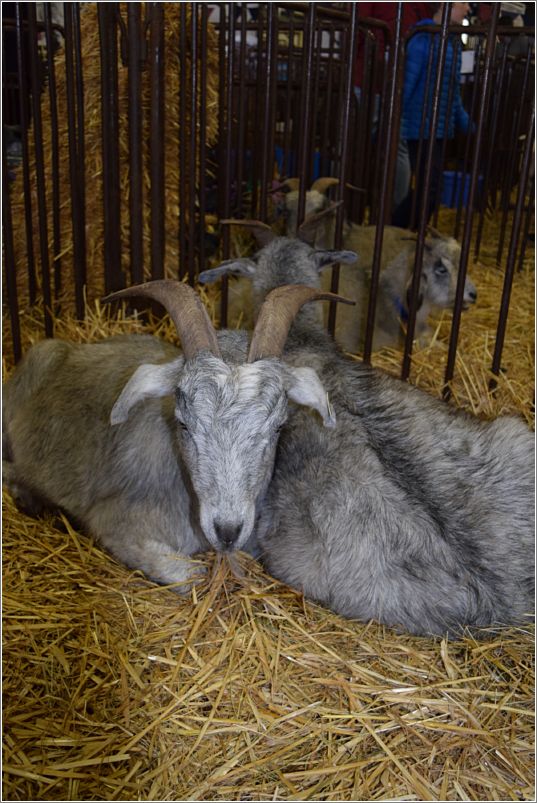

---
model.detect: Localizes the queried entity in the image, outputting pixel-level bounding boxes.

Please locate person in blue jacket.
[392,2,471,229]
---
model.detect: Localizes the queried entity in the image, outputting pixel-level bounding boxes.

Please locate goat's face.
[174,353,333,553]
[421,238,477,310]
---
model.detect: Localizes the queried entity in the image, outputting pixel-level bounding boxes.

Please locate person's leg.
[392,140,419,228]
[393,137,411,209]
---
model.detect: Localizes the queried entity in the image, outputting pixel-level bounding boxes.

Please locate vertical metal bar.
[433,32,462,229]
[296,4,316,229]
[64,3,87,317]
[251,6,264,217]
[235,4,247,215]
[98,3,123,294]
[3,70,22,362]
[127,3,144,285]
[178,3,188,279]
[491,56,514,208]
[217,3,227,221]
[148,2,165,280]
[198,4,208,273]
[259,3,277,221]
[15,2,37,304]
[401,5,451,381]
[321,26,336,178]
[310,22,323,181]
[72,3,87,295]
[363,4,404,363]
[43,4,62,306]
[442,4,501,399]
[220,4,236,326]
[369,35,388,225]
[474,36,508,260]
[409,32,435,231]
[495,49,532,265]
[282,12,296,179]
[327,3,358,334]
[355,29,376,223]
[453,36,479,240]
[517,172,534,273]
[490,104,534,389]
[187,5,198,285]
[27,2,53,335]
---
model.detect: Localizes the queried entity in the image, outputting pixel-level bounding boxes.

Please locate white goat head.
[420,230,477,311]
[391,231,477,320]
[279,177,339,240]
[104,281,344,553]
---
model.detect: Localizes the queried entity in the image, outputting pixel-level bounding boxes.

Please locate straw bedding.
[2,211,534,801]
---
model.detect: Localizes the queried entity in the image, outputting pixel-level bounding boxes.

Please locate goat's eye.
[434,260,448,276]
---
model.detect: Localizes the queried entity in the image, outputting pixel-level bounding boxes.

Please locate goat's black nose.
[214,520,242,549]
[468,289,477,302]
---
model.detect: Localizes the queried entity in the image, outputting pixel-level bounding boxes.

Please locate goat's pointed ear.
[111,357,185,425]
[313,250,358,272]
[285,366,336,428]
[198,258,257,284]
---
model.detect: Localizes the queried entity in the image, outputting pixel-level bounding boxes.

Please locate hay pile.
[8,2,219,310]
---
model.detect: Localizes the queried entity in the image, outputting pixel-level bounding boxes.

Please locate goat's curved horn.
[102,280,222,361]
[310,177,339,194]
[297,200,343,245]
[425,225,443,239]
[280,177,301,192]
[247,284,355,362]
[220,218,276,247]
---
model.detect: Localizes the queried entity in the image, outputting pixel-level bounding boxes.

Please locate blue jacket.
[402,19,470,140]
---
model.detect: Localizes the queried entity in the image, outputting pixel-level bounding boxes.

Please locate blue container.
[441,171,483,208]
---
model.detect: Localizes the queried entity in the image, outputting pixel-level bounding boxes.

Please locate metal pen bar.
[27,2,53,335]
[127,3,144,285]
[72,3,87,302]
[15,2,36,305]
[43,4,62,306]
[98,3,122,294]
[442,4,501,399]
[327,3,358,335]
[259,4,277,221]
[220,5,236,327]
[64,3,87,316]
[402,5,451,382]
[198,4,208,272]
[296,4,316,229]
[474,37,509,260]
[490,104,534,390]
[409,33,435,231]
[149,2,165,281]
[363,3,403,363]
[2,60,22,362]
[496,49,533,266]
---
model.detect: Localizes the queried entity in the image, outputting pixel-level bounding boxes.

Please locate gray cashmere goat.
[201,227,534,638]
[3,281,348,589]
